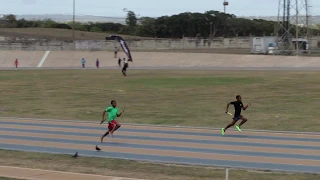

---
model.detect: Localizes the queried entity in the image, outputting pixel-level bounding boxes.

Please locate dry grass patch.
[0,150,319,180]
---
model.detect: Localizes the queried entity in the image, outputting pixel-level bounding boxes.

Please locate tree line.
[1,11,320,39]
[0,14,124,33]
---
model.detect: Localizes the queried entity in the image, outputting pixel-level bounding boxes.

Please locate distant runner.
[81,58,86,69]
[96,58,99,69]
[14,58,18,69]
[122,58,128,76]
[118,57,122,67]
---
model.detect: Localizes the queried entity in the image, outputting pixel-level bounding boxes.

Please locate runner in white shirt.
[122,58,128,76]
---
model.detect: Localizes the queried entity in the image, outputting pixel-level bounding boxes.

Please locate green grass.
[0,150,319,180]
[1,70,320,132]
[0,178,24,180]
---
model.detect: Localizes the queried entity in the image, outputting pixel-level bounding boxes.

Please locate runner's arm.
[117,110,124,117]
[225,103,231,113]
[101,111,107,124]
[242,103,251,110]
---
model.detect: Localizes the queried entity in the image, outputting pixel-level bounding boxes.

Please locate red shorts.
[108,120,119,131]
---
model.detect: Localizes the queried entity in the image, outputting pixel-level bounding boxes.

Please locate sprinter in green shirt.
[100,100,124,142]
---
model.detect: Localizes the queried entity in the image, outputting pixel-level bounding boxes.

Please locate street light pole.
[295,0,299,55]
[209,14,215,37]
[72,0,75,49]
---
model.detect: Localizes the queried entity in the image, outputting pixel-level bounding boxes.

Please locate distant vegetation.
[1,11,320,39]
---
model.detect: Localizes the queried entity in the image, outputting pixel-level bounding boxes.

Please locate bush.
[55,23,72,29]
[90,27,102,32]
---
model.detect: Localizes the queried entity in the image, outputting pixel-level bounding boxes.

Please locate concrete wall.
[0,37,254,51]
[1,50,320,69]
[1,36,319,51]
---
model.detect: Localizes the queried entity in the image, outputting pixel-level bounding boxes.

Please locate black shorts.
[233,115,243,121]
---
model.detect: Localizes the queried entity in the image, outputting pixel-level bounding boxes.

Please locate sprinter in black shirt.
[222,95,251,135]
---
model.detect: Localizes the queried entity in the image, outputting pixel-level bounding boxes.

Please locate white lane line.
[37,51,51,68]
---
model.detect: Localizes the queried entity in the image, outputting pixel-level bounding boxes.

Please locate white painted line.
[225,168,229,180]
[37,51,51,68]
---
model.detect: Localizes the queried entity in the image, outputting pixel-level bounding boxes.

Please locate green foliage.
[126,11,138,27]
[0,14,17,28]
[40,19,57,28]
[90,26,102,32]
[2,10,320,38]
[55,23,72,29]
[124,11,138,35]
[16,18,27,28]
[136,17,157,37]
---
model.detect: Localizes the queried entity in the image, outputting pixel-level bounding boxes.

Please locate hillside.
[13,14,126,24]
[4,14,320,25]
[0,28,145,41]
[240,15,320,24]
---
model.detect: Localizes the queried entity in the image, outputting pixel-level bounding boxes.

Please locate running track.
[0,117,319,174]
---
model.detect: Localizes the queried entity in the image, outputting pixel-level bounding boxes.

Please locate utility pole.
[276,0,309,54]
[295,0,299,55]
[73,0,75,50]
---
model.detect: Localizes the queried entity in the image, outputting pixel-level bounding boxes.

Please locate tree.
[124,10,138,35]
[126,11,138,28]
[55,23,72,29]
[17,18,27,28]
[90,26,102,32]
[1,14,17,27]
[67,21,87,31]
[5,11,320,38]
[40,19,57,28]
[92,22,124,32]
[137,17,157,37]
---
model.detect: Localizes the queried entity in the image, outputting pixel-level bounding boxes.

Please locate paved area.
[1,50,320,69]
[0,165,144,180]
[0,117,319,176]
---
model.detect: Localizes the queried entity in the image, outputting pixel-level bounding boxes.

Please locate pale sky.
[1,0,320,17]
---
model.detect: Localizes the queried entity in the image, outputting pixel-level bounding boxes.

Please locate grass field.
[0,150,319,180]
[1,69,320,132]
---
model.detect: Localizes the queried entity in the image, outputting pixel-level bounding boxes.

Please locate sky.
[1,0,320,17]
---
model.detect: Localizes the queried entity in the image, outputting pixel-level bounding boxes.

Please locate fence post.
[225,168,229,180]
